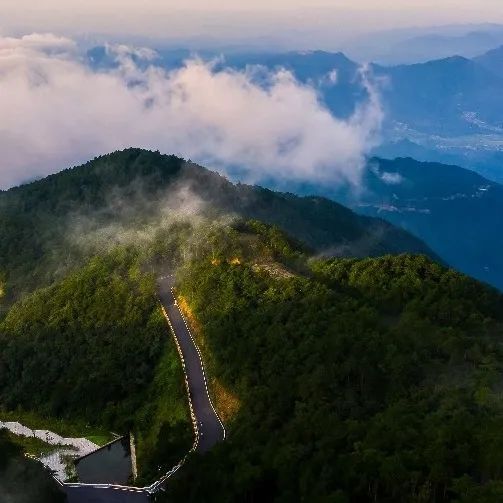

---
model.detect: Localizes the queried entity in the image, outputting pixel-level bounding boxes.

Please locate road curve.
[60,275,224,502]
[157,275,225,453]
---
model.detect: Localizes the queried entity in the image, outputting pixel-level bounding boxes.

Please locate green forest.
[1,149,503,501]
[162,244,503,502]
[0,250,192,480]
[0,149,434,312]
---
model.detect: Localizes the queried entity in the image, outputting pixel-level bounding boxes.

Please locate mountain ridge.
[0,148,437,307]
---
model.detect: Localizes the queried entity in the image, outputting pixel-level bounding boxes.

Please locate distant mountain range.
[221,48,503,136]
[354,27,503,65]
[86,44,503,182]
[474,45,503,79]
[294,157,503,292]
[344,23,503,64]
[222,48,503,183]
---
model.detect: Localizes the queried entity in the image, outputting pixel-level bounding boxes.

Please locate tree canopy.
[163,247,503,502]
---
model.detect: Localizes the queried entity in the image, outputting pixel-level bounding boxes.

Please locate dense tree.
[0,249,191,479]
[161,249,503,502]
[1,149,500,500]
[0,148,435,310]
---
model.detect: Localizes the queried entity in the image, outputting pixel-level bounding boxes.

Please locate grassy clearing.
[86,434,113,446]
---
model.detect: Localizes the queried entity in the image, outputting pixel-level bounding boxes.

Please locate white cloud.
[369,164,404,185]
[319,69,338,86]
[380,171,403,185]
[0,34,383,189]
[0,33,76,56]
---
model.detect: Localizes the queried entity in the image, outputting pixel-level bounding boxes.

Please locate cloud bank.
[0,34,383,189]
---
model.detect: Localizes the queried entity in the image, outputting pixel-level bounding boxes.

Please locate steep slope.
[373,56,503,135]
[0,148,435,307]
[162,244,503,502]
[0,251,192,480]
[474,45,503,79]
[347,157,503,291]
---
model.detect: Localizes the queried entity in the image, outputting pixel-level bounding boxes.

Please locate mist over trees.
[1,149,502,500]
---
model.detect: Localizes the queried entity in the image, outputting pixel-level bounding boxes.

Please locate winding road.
[157,275,225,453]
[62,275,225,502]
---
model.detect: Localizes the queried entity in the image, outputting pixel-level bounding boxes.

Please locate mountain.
[373,56,503,136]
[220,49,503,179]
[474,45,503,79]
[373,139,503,184]
[0,148,435,307]
[222,50,366,119]
[343,157,503,291]
[260,155,503,292]
[222,50,503,181]
[378,30,503,64]
[85,44,503,146]
[346,24,503,64]
[224,49,503,136]
[165,248,503,502]
[3,149,503,501]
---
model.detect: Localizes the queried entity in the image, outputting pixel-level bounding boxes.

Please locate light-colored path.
[0,420,99,480]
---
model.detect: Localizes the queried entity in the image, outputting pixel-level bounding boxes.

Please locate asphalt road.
[157,275,225,453]
[61,275,224,502]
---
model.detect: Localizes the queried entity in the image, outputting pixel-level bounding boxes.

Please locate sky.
[2,0,502,12]
[0,1,502,189]
[2,1,503,42]
[0,33,382,189]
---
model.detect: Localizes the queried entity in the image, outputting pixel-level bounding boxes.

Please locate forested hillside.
[3,149,500,500]
[0,148,435,310]
[0,250,192,480]
[160,238,503,502]
[1,195,502,499]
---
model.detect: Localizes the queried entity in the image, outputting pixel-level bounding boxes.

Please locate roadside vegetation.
[164,234,503,502]
[1,148,502,499]
[0,249,192,480]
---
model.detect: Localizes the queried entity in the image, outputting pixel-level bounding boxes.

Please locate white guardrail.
[52,282,224,497]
